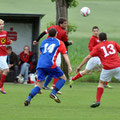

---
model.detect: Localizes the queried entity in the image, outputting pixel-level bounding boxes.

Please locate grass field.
[1,82,120,120]
[1,0,120,120]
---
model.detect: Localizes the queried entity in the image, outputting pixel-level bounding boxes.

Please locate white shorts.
[56,53,61,67]
[100,67,120,82]
[85,57,101,70]
[0,56,9,70]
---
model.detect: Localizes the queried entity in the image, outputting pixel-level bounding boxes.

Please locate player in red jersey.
[33,18,73,94]
[0,19,12,94]
[76,32,120,108]
[69,26,112,88]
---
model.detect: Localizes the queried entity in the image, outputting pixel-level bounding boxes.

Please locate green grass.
[1,83,120,120]
[1,0,120,80]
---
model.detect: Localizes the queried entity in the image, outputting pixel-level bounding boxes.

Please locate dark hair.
[48,28,57,37]
[99,32,107,41]
[7,46,12,50]
[58,17,67,25]
[92,26,99,31]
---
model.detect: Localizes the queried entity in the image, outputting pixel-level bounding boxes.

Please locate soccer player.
[76,32,120,108]
[24,28,72,106]
[33,17,73,93]
[70,26,112,88]
[0,19,13,94]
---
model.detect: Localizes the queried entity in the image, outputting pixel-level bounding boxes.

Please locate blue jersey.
[37,37,67,69]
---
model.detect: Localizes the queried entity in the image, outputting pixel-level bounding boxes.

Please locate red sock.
[105,81,108,86]
[0,74,6,88]
[96,87,104,102]
[72,72,82,81]
[52,78,59,88]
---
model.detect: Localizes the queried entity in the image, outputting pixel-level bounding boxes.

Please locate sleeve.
[115,42,120,53]
[36,31,47,42]
[64,41,72,46]
[89,46,98,57]
[58,41,67,54]
[88,37,94,51]
[36,26,54,42]
[62,31,68,42]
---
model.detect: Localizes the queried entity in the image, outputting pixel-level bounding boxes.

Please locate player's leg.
[72,69,90,81]
[90,68,113,108]
[104,81,113,89]
[49,67,65,103]
[51,53,61,90]
[0,56,9,94]
[114,67,120,82]
[90,80,104,108]
[43,75,52,90]
[69,58,95,87]
[24,81,44,106]
[71,57,98,82]
[50,75,66,103]
[24,68,46,106]
[0,68,9,94]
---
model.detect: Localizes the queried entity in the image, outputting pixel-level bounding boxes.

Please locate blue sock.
[44,75,52,87]
[52,79,65,95]
[27,86,40,101]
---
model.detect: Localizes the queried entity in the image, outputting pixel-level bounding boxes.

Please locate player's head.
[48,28,57,37]
[99,32,107,41]
[0,19,4,31]
[92,26,99,36]
[58,17,67,30]
[7,46,12,55]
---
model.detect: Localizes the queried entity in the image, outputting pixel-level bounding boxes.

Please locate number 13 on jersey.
[101,44,116,57]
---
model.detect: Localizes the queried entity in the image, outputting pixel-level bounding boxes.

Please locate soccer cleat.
[104,84,113,89]
[38,90,43,94]
[24,99,30,106]
[0,87,6,94]
[49,93,61,103]
[90,102,100,108]
[57,91,62,95]
[43,86,50,90]
[69,77,74,88]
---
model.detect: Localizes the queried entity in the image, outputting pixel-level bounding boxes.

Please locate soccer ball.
[18,76,24,84]
[80,7,90,17]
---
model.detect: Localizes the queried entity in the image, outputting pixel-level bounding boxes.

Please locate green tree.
[51,0,79,78]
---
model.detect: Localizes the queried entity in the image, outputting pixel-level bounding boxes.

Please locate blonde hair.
[0,19,4,24]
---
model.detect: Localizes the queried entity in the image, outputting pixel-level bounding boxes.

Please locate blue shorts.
[37,67,64,81]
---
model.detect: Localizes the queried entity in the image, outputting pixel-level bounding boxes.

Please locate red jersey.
[0,31,11,56]
[88,35,100,51]
[45,25,68,42]
[90,40,120,70]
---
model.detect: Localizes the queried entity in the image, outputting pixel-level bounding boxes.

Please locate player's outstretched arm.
[63,54,72,74]
[33,31,47,45]
[76,55,92,73]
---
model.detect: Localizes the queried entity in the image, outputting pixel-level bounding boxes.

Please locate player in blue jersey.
[24,28,72,106]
